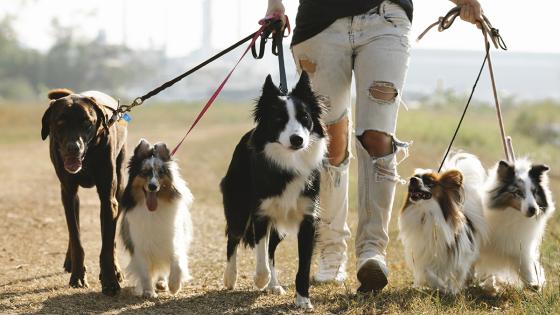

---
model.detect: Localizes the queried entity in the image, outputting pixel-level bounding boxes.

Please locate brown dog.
[41,89,127,296]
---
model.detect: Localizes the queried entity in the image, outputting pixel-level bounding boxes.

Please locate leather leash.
[417,7,511,172]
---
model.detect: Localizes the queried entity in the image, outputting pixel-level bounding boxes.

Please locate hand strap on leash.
[417,7,511,172]
[252,12,291,94]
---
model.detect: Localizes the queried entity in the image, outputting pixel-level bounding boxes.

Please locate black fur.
[221,72,325,301]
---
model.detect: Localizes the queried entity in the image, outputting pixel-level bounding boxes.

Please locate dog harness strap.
[417,6,513,171]
[170,23,270,156]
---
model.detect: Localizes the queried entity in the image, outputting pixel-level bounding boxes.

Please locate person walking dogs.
[265,0,483,293]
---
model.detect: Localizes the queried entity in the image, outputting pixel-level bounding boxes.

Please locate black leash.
[109,18,286,126]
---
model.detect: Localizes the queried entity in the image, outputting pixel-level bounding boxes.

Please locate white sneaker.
[357,256,389,293]
[313,249,347,283]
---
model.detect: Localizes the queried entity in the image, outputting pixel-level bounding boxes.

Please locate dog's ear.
[154,142,171,161]
[291,71,325,116]
[440,170,463,189]
[135,138,152,157]
[86,97,109,134]
[254,75,281,122]
[41,106,53,140]
[47,89,73,100]
[497,160,515,183]
[529,164,550,183]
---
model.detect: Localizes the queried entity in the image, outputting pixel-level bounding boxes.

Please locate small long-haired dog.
[119,139,193,297]
[399,153,488,294]
[476,159,554,292]
[221,72,326,310]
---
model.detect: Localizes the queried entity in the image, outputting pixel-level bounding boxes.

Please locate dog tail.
[48,88,73,100]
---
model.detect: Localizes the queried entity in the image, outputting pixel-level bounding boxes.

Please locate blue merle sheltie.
[221,72,327,310]
[477,158,554,293]
[119,139,193,298]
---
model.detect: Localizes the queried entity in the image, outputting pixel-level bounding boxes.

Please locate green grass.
[0,100,558,314]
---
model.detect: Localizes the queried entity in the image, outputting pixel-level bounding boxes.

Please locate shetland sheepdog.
[119,139,193,297]
[399,153,488,294]
[476,159,554,293]
[221,72,327,310]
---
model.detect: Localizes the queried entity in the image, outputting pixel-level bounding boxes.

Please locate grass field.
[0,100,558,314]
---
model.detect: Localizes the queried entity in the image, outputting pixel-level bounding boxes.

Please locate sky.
[2,0,560,57]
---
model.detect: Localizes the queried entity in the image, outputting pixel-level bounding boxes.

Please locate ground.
[0,101,558,314]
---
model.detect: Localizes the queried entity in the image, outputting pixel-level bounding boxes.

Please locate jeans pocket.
[380,1,411,30]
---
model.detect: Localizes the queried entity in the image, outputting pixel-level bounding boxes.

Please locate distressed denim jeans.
[292,0,411,271]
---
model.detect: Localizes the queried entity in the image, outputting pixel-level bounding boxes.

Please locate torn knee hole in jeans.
[367,134,411,184]
[299,58,317,74]
[369,81,398,104]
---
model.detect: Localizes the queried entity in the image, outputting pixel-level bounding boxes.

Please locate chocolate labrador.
[41,89,127,296]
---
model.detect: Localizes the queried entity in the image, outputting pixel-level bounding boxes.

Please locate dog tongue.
[146,191,158,211]
[64,158,82,174]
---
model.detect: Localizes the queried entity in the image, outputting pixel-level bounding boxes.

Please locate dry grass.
[0,101,558,314]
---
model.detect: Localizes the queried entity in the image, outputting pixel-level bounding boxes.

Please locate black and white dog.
[477,159,554,293]
[221,72,327,310]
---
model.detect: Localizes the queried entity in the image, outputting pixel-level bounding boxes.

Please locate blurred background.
[1,0,559,103]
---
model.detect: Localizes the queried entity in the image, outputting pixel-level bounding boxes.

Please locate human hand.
[265,0,287,29]
[451,0,482,28]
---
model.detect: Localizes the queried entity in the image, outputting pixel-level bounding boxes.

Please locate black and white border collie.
[477,159,554,293]
[221,72,327,310]
[399,153,488,294]
[119,139,193,297]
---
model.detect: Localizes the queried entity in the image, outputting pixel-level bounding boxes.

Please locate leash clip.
[108,97,143,125]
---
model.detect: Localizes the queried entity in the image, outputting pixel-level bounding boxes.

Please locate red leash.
[170,23,271,156]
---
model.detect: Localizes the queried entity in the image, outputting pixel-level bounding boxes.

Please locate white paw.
[155,279,168,292]
[295,293,313,310]
[142,290,158,298]
[168,276,182,295]
[224,267,237,290]
[254,271,271,290]
[266,285,286,295]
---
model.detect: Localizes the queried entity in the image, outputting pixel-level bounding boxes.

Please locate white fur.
[122,162,193,297]
[399,153,488,294]
[476,158,555,292]
[277,98,311,149]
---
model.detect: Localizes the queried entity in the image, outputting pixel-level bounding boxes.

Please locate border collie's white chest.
[259,176,314,234]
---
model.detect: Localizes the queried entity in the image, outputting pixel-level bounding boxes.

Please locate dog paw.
[156,279,168,292]
[100,266,123,296]
[168,276,182,295]
[266,285,286,295]
[224,268,237,290]
[254,271,271,290]
[69,274,89,288]
[142,290,158,298]
[527,283,543,292]
[295,293,313,310]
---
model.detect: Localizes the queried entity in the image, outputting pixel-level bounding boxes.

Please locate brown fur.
[41,89,127,296]
[403,170,465,232]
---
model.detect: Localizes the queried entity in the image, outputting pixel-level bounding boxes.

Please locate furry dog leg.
[254,223,271,290]
[266,229,285,294]
[295,215,315,310]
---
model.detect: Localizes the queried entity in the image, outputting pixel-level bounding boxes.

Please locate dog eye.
[140,169,151,177]
[300,114,310,124]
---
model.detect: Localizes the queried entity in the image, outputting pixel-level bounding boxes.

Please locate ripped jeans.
[292,0,411,269]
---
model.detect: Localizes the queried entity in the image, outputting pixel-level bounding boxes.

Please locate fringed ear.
[529,164,550,183]
[134,139,152,157]
[41,106,53,140]
[154,142,171,161]
[253,75,281,123]
[47,89,73,100]
[497,160,515,183]
[440,170,464,189]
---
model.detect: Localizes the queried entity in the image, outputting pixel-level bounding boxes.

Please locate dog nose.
[527,206,536,217]
[409,177,421,188]
[290,135,303,148]
[148,183,158,192]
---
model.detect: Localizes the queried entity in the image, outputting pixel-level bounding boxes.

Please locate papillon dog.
[119,139,193,297]
[399,153,488,294]
[221,72,327,310]
[476,159,554,293]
